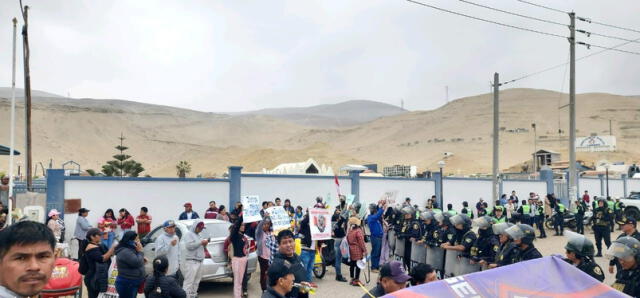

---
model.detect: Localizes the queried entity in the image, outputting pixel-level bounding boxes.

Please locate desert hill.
[0,88,638,177]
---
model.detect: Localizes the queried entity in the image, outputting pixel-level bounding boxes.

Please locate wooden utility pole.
[20,1,33,190]
[568,12,577,202]
[492,73,500,202]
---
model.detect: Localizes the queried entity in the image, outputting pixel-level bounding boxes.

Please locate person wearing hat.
[487,222,517,269]
[606,236,640,296]
[84,228,116,298]
[593,198,613,257]
[553,199,567,236]
[262,260,295,298]
[470,216,500,268]
[75,207,92,259]
[563,231,604,282]
[46,209,64,243]
[155,220,182,283]
[179,203,200,220]
[182,221,208,298]
[398,205,417,270]
[347,216,367,286]
[492,206,506,224]
[362,261,411,298]
[609,216,640,277]
[505,224,542,264]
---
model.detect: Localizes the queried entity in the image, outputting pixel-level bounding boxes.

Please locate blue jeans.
[300,249,315,281]
[115,276,142,298]
[371,235,382,269]
[102,232,115,249]
[334,238,343,276]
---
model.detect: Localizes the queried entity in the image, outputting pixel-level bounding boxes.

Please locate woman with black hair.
[115,231,146,298]
[98,209,117,249]
[118,208,135,238]
[144,255,186,298]
[217,205,230,221]
[228,222,249,298]
[84,228,115,298]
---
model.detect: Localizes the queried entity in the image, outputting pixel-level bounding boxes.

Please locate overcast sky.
[0,0,638,112]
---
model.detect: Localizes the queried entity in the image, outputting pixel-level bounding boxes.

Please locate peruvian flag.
[334,174,341,196]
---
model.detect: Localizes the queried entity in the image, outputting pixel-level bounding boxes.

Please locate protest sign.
[242,195,262,223]
[346,194,355,206]
[324,193,333,209]
[266,206,290,232]
[309,208,332,241]
[381,191,398,205]
[383,256,626,298]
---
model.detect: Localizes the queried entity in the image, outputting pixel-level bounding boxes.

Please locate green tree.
[86,169,97,176]
[176,160,192,178]
[102,133,145,177]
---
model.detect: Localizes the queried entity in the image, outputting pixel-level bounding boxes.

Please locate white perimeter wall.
[443,179,493,210]
[580,178,602,197]
[241,176,351,209]
[63,180,229,241]
[608,179,625,198]
[359,178,435,208]
[502,181,548,200]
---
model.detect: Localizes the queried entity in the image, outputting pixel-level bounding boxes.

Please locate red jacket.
[347,228,367,261]
[117,215,135,230]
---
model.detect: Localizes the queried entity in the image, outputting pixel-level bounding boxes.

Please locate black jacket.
[613,267,640,297]
[332,213,347,239]
[299,216,312,248]
[272,252,308,298]
[144,274,186,298]
[516,245,542,263]
[262,287,287,298]
[115,246,145,280]
[562,258,605,282]
[363,283,386,298]
[84,245,111,292]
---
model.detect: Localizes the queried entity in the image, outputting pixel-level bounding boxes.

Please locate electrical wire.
[578,42,640,56]
[515,0,567,14]
[577,16,640,35]
[501,36,640,85]
[577,29,640,44]
[405,0,567,39]
[458,0,566,27]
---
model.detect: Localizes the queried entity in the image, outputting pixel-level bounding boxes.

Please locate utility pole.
[609,119,613,136]
[568,12,577,202]
[492,73,500,202]
[532,123,537,173]
[8,18,18,226]
[20,1,33,190]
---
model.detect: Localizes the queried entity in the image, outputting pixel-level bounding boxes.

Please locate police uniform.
[610,229,640,279]
[535,204,547,238]
[495,241,518,267]
[577,259,605,282]
[420,221,437,246]
[554,203,566,236]
[449,228,477,258]
[514,245,542,263]
[461,207,473,219]
[398,218,416,269]
[612,267,640,297]
[593,205,613,256]
[575,201,587,235]
[470,230,500,264]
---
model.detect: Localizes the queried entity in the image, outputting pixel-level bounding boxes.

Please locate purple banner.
[383,256,628,298]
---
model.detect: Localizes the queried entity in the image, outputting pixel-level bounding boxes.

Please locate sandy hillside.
[0,88,638,177]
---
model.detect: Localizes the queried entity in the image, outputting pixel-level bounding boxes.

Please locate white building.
[263,158,334,175]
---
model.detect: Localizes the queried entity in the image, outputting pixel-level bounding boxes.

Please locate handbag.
[339,237,350,260]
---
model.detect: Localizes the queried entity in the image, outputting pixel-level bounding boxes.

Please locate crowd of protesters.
[2,187,640,298]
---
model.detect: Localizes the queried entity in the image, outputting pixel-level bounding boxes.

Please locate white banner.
[266,206,291,232]
[242,195,262,223]
[310,208,332,241]
[576,135,616,152]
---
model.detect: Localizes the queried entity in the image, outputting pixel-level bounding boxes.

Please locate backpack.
[78,253,89,275]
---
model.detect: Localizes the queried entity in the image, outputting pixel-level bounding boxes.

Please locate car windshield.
[187,222,231,240]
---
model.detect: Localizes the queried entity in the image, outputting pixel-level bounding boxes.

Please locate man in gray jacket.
[155,220,181,283]
[74,208,92,259]
[182,221,208,298]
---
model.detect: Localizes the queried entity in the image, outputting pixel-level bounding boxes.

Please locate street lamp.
[605,163,610,199]
[438,160,446,208]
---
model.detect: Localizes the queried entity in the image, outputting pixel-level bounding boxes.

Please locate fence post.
[598,174,605,197]
[433,171,443,209]
[349,170,361,203]
[539,167,554,196]
[46,169,65,219]
[228,166,243,212]
[623,174,628,198]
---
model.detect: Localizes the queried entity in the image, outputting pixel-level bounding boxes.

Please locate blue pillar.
[433,172,443,209]
[46,169,65,219]
[598,174,605,197]
[349,171,362,203]
[623,174,629,198]
[228,166,242,212]
[539,167,554,195]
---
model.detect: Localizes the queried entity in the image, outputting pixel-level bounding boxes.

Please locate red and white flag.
[334,174,341,196]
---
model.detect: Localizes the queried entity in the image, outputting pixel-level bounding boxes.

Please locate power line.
[578,42,640,56]
[577,29,640,44]
[577,16,640,35]
[458,0,566,27]
[515,0,567,14]
[501,36,640,85]
[405,0,567,39]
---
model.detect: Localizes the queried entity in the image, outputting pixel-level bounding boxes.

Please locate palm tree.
[176,161,192,178]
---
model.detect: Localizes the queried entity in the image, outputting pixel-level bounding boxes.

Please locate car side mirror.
[140,238,149,246]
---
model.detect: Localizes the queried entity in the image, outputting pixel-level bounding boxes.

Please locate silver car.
[141,219,258,281]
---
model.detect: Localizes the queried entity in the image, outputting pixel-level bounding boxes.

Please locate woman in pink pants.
[229,223,249,298]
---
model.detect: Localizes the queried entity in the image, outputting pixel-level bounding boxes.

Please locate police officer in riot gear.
[563,231,605,282]
[398,205,417,270]
[470,216,500,268]
[606,236,640,296]
[442,214,477,275]
[609,216,640,278]
[488,222,516,268]
[417,211,437,246]
[505,224,542,263]
[593,198,613,257]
